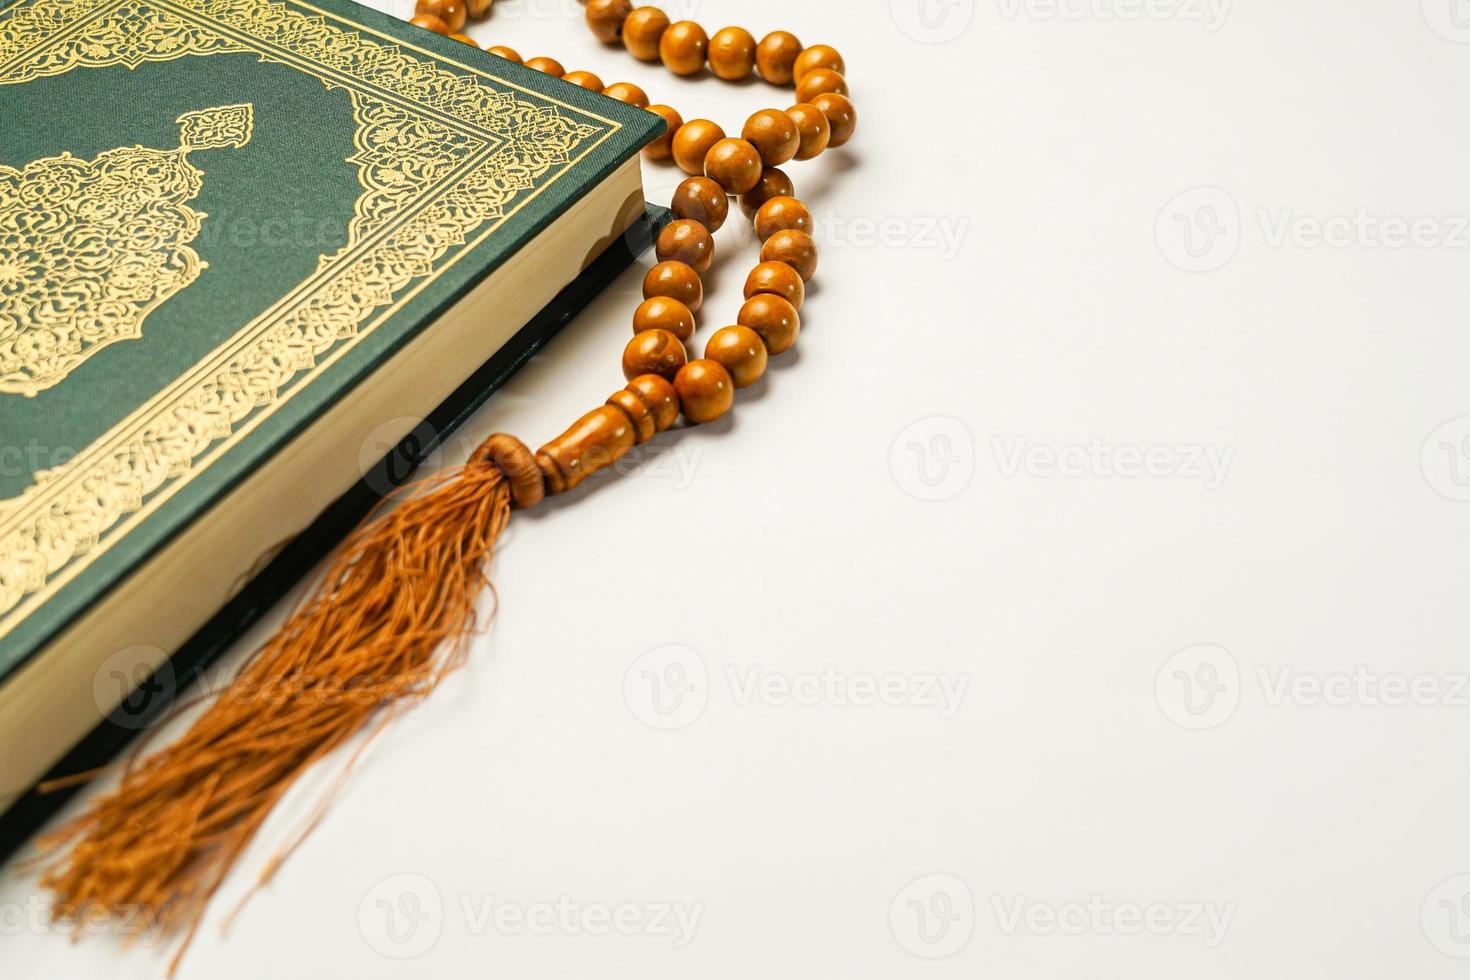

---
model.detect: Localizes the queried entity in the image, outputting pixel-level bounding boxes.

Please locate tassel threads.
[35,434,541,972]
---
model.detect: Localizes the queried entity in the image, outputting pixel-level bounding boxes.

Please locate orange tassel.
[32,434,542,974]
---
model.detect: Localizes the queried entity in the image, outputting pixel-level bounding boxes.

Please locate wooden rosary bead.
[737,167,793,217]
[415,0,465,33]
[408,13,450,34]
[786,103,831,161]
[761,229,818,281]
[607,389,657,444]
[660,21,709,76]
[562,70,604,91]
[449,33,477,47]
[464,0,492,18]
[756,30,803,85]
[742,109,799,167]
[744,260,805,310]
[811,92,856,148]
[622,5,670,61]
[625,374,680,432]
[793,44,845,81]
[672,119,725,176]
[642,260,703,311]
[524,56,565,77]
[475,433,544,510]
[633,296,695,342]
[670,176,729,232]
[708,26,756,80]
[656,219,715,273]
[738,294,800,354]
[704,138,763,195]
[486,45,521,63]
[585,0,633,44]
[754,196,813,242]
[602,81,648,107]
[536,405,637,495]
[643,105,682,161]
[705,325,768,388]
[795,68,848,105]
[623,329,687,382]
[674,360,735,424]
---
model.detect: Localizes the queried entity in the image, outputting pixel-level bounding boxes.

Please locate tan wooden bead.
[795,68,848,104]
[602,81,649,107]
[643,105,683,160]
[704,138,762,195]
[626,374,680,432]
[738,294,800,354]
[708,26,756,80]
[524,56,565,77]
[656,219,715,273]
[448,32,477,47]
[585,0,633,44]
[705,325,768,388]
[737,167,793,218]
[811,92,856,148]
[761,229,818,281]
[486,45,521,62]
[415,0,465,33]
[408,13,449,34]
[607,388,657,444]
[670,176,729,232]
[465,0,492,18]
[744,260,805,310]
[633,296,696,342]
[622,6,670,61]
[754,196,813,242]
[536,405,637,495]
[675,360,735,424]
[742,109,799,167]
[672,119,725,176]
[756,30,803,85]
[476,433,544,509]
[642,260,704,311]
[561,70,604,91]
[623,328,688,381]
[793,44,845,81]
[786,103,831,161]
[660,21,709,76]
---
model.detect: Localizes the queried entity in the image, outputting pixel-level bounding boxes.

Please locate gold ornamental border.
[0,0,624,641]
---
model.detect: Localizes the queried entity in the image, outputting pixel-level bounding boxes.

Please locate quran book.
[0,0,664,830]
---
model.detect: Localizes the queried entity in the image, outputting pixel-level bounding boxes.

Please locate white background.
[6,0,1470,976]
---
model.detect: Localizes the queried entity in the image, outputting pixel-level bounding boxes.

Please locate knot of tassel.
[34,433,540,975]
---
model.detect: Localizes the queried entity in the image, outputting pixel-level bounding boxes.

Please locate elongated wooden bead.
[625,374,680,432]
[607,389,656,444]
[536,405,638,494]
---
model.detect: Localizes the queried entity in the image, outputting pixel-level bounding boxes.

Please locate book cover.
[0,0,661,678]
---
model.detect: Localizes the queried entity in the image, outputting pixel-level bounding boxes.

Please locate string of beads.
[405,0,856,499]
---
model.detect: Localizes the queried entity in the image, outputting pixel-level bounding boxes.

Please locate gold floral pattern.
[0,103,255,396]
[0,0,615,634]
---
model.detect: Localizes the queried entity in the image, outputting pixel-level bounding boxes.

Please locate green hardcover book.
[0,0,663,837]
